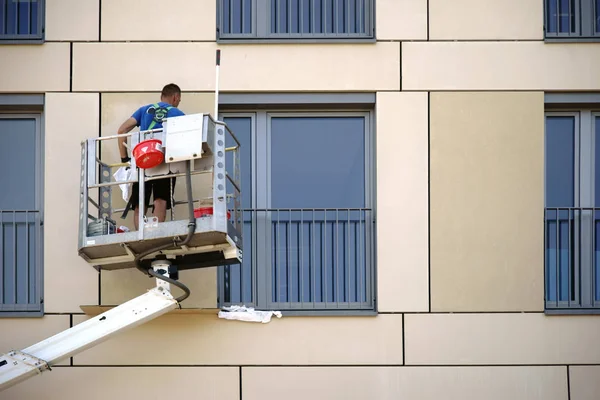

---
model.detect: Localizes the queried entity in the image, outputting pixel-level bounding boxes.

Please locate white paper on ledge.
[218,305,282,323]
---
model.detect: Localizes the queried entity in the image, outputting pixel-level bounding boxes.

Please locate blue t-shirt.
[131,102,185,131]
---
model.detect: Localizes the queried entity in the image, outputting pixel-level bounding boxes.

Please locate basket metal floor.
[78,216,242,271]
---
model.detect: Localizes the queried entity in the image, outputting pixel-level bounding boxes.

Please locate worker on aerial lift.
[116,83,186,230]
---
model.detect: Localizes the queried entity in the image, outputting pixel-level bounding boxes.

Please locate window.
[0,114,43,315]
[0,0,44,43]
[545,110,600,313]
[544,0,600,40]
[217,0,375,42]
[217,110,375,314]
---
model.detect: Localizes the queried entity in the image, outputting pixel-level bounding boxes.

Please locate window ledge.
[545,308,600,315]
[216,37,377,45]
[0,39,45,45]
[544,37,600,43]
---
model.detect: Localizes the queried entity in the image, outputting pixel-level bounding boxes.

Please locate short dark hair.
[161,83,181,97]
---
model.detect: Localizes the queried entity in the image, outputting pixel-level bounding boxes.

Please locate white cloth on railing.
[218,305,282,323]
[113,167,133,202]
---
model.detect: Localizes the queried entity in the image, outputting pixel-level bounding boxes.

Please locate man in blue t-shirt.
[116,83,185,229]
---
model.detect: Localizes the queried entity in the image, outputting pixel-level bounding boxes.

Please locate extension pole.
[214,49,221,120]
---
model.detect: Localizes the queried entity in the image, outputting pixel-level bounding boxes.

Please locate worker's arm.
[117,117,138,161]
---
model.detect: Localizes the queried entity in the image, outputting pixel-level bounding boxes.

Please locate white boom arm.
[0,286,178,392]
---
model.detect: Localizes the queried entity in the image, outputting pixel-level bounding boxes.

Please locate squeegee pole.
[214,49,221,120]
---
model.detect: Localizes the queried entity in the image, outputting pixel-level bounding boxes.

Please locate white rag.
[113,166,133,202]
[218,305,282,323]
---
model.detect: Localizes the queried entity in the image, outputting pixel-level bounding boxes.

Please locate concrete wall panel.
[0,316,70,367]
[101,0,214,41]
[405,313,600,365]
[73,43,401,92]
[0,367,238,400]
[430,91,544,312]
[403,42,600,91]
[0,44,70,92]
[45,0,99,41]
[570,366,600,400]
[243,366,567,400]
[429,0,543,40]
[44,93,100,312]
[376,0,427,40]
[72,314,402,365]
[376,92,429,312]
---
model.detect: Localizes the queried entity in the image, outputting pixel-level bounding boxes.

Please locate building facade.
[1,0,599,398]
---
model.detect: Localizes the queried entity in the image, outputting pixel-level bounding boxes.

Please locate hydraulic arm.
[0,267,179,392]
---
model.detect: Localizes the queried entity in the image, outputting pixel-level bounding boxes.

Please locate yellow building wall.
[1,0,600,399]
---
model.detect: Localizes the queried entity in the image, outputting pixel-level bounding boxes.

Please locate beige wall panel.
[73,43,400,92]
[0,316,69,367]
[0,44,69,92]
[376,92,428,312]
[99,92,217,308]
[243,366,567,400]
[403,42,600,91]
[72,314,402,365]
[101,267,216,308]
[430,92,544,312]
[405,313,600,365]
[429,0,543,40]
[101,0,215,41]
[45,0,99,41]
[0,367,238,400]
[44,93,100,312]
[376,0,427,40]
[570,366,600,400]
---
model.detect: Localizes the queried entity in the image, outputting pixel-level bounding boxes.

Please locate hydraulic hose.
[133,160,197,303]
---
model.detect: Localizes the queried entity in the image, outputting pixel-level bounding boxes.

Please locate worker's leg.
[130,181,151,230]
[152,176,176,222]
[153,199,167,222]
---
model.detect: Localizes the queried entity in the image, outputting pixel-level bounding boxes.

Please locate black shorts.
[130,176,176,210]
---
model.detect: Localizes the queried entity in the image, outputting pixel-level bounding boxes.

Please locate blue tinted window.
[0,0,42,38]
[270,116,365,209]
[0,119,37,210]
[0,117,40,311]
[270,116,368,304]
[271,117,365,208]
[597,0,600,32]
[224,117,252,209]
[545,0,576,34]
[270,0,367,34]
[221,0,252,34]
[220,112,373,310]
[596,216,600,302]
[546,0,557,33]
[545,116,575,207]
[595,116,600,207]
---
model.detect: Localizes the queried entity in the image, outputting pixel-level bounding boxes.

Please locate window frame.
[0,111,44,317]
[217,107,377,316]
[544,107,600,314]
[216,0,376,43]
[0,0,46,44]
[544,0,600,42]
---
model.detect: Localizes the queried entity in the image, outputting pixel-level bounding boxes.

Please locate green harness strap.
[147,103,173,130]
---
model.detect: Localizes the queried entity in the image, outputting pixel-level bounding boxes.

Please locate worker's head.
[161,83,182,107]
